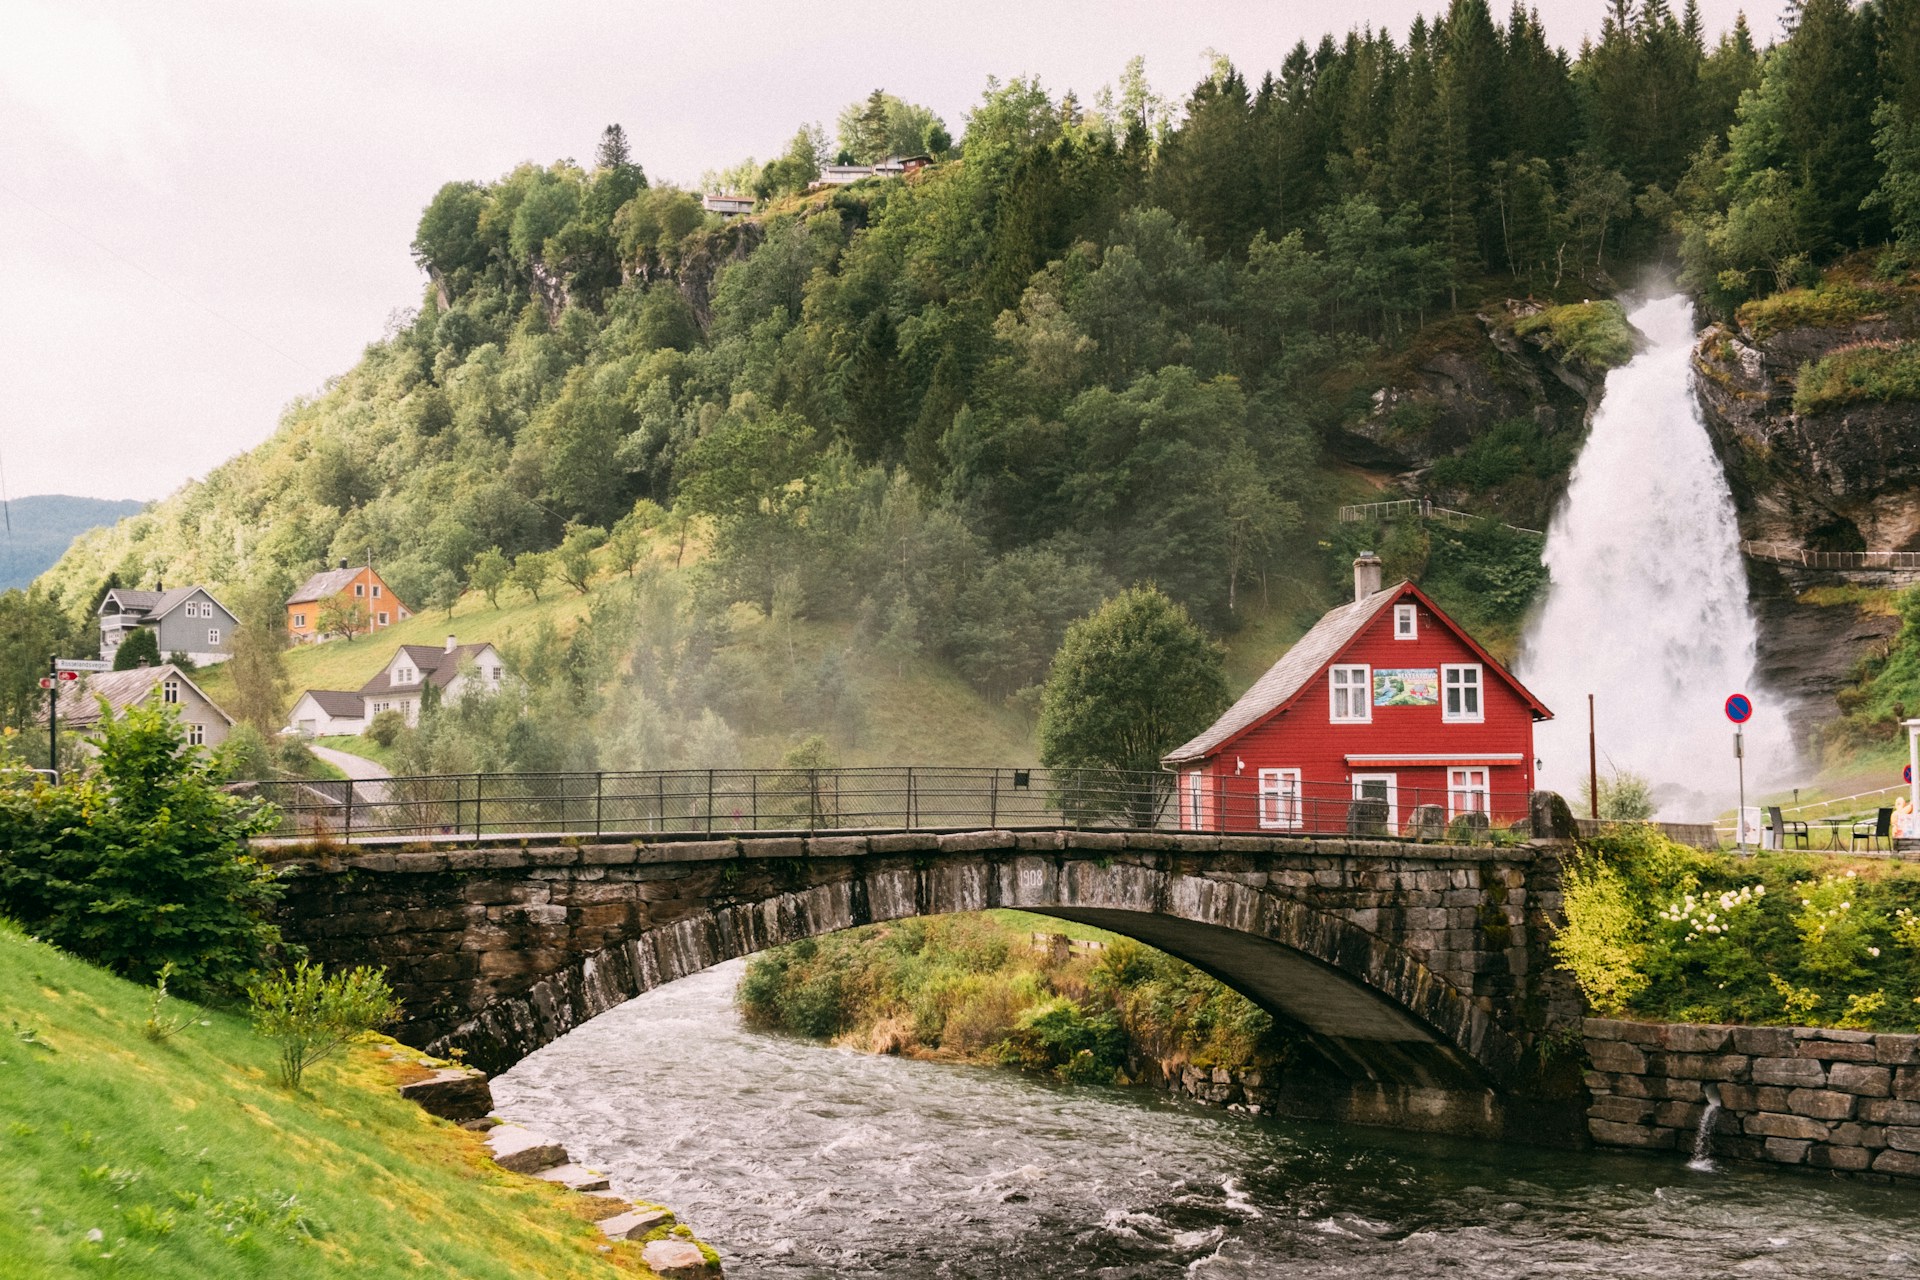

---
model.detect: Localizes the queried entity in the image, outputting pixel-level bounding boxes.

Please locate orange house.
[286,560,412,644]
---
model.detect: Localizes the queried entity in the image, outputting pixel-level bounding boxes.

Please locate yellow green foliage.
[1512,301,1637,369]
[1792,340,1920,414]
[1550,854,1649,1016]
[1737,283,1883,339]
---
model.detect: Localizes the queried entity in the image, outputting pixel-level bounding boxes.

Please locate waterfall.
[1519,294,1791,816]
[1689,1083,1723,1171]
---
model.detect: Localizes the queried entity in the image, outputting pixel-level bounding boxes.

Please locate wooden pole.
[1588,693,1599,820]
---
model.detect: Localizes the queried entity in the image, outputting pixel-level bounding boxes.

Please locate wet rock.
[398,1067,494,1122]
[536,1163,611,1192]
[600,1207,675,1240]
[641,1237,715,1276]
[485,1124,568,1174]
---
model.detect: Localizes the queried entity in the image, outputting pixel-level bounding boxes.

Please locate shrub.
[1736,283,1881,340]
[1792,340,1920,414]
[366,709,407,748]
[0,701,282,997]
[1512,300,1636,368]
[1549,854,1648,1016]
[248,961,400,1090]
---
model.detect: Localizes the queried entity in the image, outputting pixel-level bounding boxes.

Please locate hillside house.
[1163,553,1552,836]
[355,635,507,727]
[702,192,754,216]
[97,585,238,666]
[286,560,411,644]
[815,155,931,187]
[285,689,367,738]
[42,663,234,751]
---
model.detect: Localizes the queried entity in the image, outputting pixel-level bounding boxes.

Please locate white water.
[1520,295,1792,815]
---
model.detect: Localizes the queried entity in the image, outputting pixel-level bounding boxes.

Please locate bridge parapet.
[272,829,1587,1145]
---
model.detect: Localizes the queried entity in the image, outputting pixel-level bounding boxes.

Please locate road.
[309,743,391,783]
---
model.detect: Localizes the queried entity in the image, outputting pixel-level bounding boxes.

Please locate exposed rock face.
[1692,302,1920,552]
[1332,304,1614,511]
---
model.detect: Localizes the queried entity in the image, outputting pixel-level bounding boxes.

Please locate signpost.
[44,658,109,780]
[1727,693,1753,851]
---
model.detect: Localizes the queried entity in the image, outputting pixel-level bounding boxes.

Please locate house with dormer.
[355,635,506,726]
[42,663,234,751]
[286,560,412,644]
[1162,553,1552,836]
[97,584,239,666]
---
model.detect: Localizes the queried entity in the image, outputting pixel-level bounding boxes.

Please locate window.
[372,585,382,598]
[354,583,365,597]
[1449,767,1490,818]
[162,679,180,704]
[1258,768,1302,830]
[1329,665,1370,722]
[396,667,413,684]
[489,665,502,682]
[294,612,306,627]
[373,700,389,713]
[1443,664,1483,722]
[1184,771,1205,829]
[377,611,389,625]
[1394,604,1417,639]
[187,724,204,746]
[1351,774,1398,830]
[207,628,220,645]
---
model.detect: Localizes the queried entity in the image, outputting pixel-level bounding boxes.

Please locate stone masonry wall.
[1583,1017,1920,1182]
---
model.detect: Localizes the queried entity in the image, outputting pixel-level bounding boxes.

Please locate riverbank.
[0,918,708,1277]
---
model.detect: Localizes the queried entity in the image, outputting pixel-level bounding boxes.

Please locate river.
[493,960,1917,1278]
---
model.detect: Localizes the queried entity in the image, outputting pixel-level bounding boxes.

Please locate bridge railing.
[236,767,1537,844]
[1740,541,1920,571]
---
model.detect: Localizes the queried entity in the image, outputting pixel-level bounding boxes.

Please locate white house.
[702,192,754,216]
[357,635,507,727]
[286,689,368,738]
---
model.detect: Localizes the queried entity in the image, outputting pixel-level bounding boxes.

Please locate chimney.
[155,579,163,592]
[1353,551,1384,602]
[445,634,457,654]
[338,558,349,570]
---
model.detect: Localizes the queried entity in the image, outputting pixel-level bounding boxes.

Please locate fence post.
[656,772,665,833]
[595,771,604,839]
[907,767,916,829]
[706,769,715,835]
[809,768,820,830]
[989,769,999,827]
[344,778,354,841]
[474,773,483,838]
[751,773,758,830]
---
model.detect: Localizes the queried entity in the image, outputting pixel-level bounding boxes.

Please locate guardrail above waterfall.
[233,767,1538,844]
[1338,498,1543,538]
[1740,541,1920,571]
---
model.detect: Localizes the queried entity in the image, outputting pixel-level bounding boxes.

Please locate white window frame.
[396,666,413,684]
[354,583,366,597]
[372,584,382,598]
[377,611,390,626]
[1184,770,1205,829]
[1258,768,1302,830]
[1449,767,1491,819]
[294,612,307,628]
[1351,773,1398,831]
[187,723,204,746]
[1329,665,1371,723]
[162,679,180,705]
[1394,603,1417,640]
[1442,664,1484,723]
[207,628,220,645]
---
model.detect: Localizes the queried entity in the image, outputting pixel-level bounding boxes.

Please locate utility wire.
[0,176,324,380]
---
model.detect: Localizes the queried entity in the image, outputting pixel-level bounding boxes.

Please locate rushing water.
[1519,293,1791,814]
[494,962,1916,1278]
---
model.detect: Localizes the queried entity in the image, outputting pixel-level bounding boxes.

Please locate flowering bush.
[1792,871,1887,983]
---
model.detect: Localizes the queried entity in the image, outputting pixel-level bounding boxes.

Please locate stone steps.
[536,1163,611,1192]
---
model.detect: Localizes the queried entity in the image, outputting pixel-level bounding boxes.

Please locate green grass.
[1736,281,1886,340]
[0,920,675,1279]
[310,736,398,772]
[1793,340,1920,414]
[1511,300,1637,369]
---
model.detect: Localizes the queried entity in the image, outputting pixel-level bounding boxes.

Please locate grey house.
[42,663,235,751]
[98,585,239,666]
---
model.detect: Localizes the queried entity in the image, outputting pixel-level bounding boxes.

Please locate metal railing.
[1740,541,1920,571]
[235,767,1535,844]
[1338,498,1543,538]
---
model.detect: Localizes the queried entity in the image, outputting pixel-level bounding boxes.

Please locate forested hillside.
[18,0,1920,771]
[0,496,145,591]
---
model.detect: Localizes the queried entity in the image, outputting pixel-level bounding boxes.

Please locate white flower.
[1870,947,1882,957]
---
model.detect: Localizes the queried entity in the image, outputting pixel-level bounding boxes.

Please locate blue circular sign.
[1906,764,1913,785]
[1725,694,1753,724]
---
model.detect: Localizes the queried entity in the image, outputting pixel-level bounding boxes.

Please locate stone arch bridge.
[270,828,1588,1144]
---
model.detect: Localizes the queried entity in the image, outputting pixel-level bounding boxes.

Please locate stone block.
[805,836,868,859]
[397,1067,494,1122]
[641,1238,714,1277]
[1744,1112,1830,1141]
[1064,830,1126,851]
[1799,1026,1876,1043]
[536,1163,611,1192]
[1873,1035,1920,1066]
[1751,1057,1826,1088]
[599,1208,675,1240]
[1809,1143,1871,1171]
[1887,1126,1920,1153]
[1663,1024,1732,1053]
[1731,1026,1796,1057]
[1663,1053,1747,1082]
[739,837,805,860]
[1873,1149,1920,1177]
[1653,1100,1701,1129]
[1589,1096,1655,1125]
[578,844,640,866]
[1753,1086,1791,1112]
[1860,1098,1920,1126]
[486,1125,568,1174]
[1829,1122,1887,1149]
[1715,1084,1758,1111]
[1588,1119,1674,1149]
[1797,1039,1877,1063]
[1785,1089,1855,1120]
[1585,1040,1646,1073]
[644,839,738,862]
[1763,1137,1812,1164]
[1828,1063,1892,1097]
[1898,1068,1920,1101]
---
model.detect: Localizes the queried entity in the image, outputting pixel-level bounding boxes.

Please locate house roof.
[1162,581,1552,766]
[286,566,366,605]
[100,585,228,621]
[357,643,497,697]
[42,663,235,729]
[294,689,366,719]
[100,588,162,615]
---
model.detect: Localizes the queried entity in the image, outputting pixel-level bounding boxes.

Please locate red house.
[1163,553,1553,836]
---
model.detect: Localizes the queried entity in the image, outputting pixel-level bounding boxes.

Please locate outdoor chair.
[1853,807,1893,852]
[1768,806,1808,850]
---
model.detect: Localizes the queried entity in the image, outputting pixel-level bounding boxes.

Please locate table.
[1815,817,1851,851]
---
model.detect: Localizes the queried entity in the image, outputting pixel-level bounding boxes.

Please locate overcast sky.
[1,0,1788,504]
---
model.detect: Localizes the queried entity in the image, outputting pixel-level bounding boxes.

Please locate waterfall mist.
[1519,294,1793,817]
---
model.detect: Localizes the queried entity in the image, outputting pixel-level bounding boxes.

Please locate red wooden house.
[1163,553,1552,835]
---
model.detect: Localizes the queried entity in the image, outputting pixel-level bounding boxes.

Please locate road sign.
[1725,693,1753,724]
[37,677,52,689]
[53,659,110,673]
[1906,764,1912,786]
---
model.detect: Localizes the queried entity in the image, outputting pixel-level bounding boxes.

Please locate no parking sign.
[1725,693,1753,724]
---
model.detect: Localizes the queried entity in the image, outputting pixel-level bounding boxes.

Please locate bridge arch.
[271,830,1585,1144]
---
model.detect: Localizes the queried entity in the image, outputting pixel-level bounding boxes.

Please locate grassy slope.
[0,921,673,1279]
